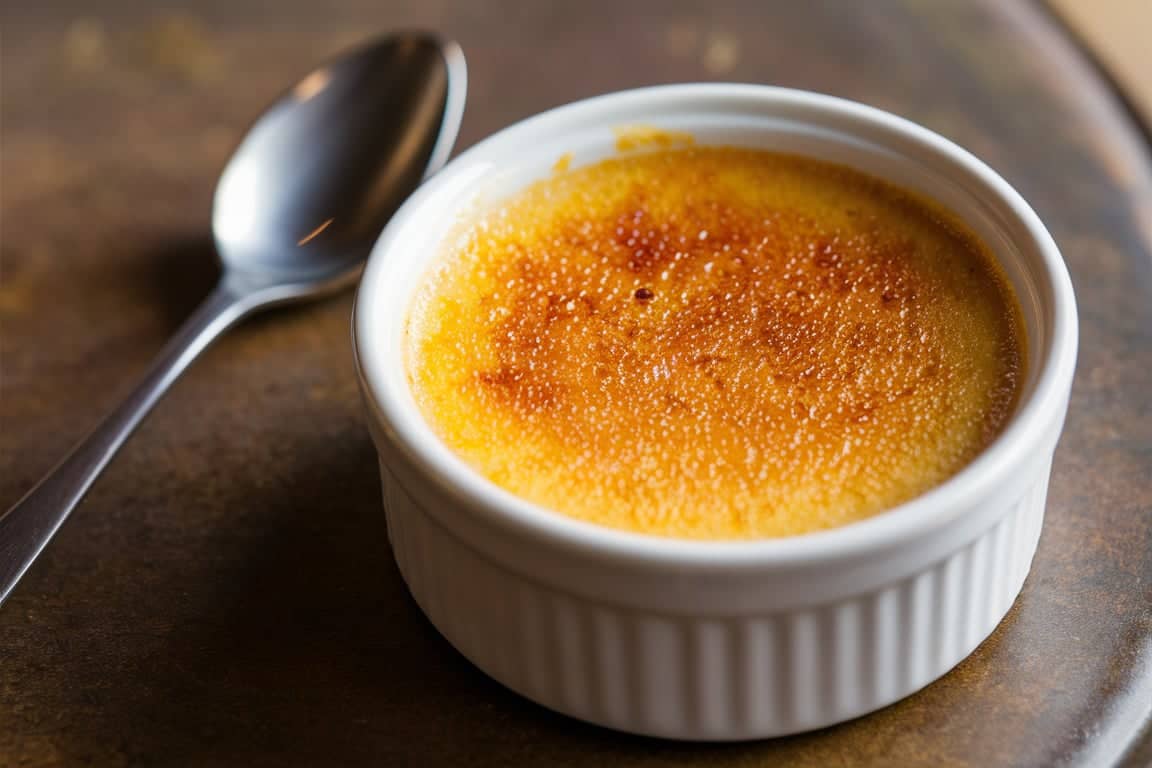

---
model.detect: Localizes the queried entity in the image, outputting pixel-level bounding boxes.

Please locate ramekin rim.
[353,83,1078,568]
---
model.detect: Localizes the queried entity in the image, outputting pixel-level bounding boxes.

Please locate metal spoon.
[0,32,467,606]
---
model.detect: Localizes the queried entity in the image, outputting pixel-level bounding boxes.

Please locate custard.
[406,147,1025,539]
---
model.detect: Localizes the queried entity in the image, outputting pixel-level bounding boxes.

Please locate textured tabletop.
[2,1,1150,765]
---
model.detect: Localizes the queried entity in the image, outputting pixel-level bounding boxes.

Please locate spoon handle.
[0,280,253,607]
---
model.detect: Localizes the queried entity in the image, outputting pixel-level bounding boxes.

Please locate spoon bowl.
[215,34,465,291]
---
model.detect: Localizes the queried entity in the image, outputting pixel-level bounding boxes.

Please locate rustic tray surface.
[2,1,1150,764]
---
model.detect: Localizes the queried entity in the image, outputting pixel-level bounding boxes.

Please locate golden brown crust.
[407,148,1024,539]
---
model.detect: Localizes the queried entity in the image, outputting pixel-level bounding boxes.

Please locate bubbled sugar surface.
[406,148,1025,539]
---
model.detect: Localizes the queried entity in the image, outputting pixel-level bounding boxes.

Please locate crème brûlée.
[405,146,1026,540]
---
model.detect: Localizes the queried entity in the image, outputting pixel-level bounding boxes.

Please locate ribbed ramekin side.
[381,463,1049,740]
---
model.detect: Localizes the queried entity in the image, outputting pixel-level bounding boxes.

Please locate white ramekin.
[353,85,1078,740]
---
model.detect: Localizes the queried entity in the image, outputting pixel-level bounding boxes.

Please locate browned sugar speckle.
[614,124,696,152]
[406,148,1025,539]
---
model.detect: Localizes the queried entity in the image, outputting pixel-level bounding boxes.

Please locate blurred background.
[1049,0,1150,121]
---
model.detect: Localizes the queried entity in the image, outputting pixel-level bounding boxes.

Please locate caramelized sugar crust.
[406,148,1025,539]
